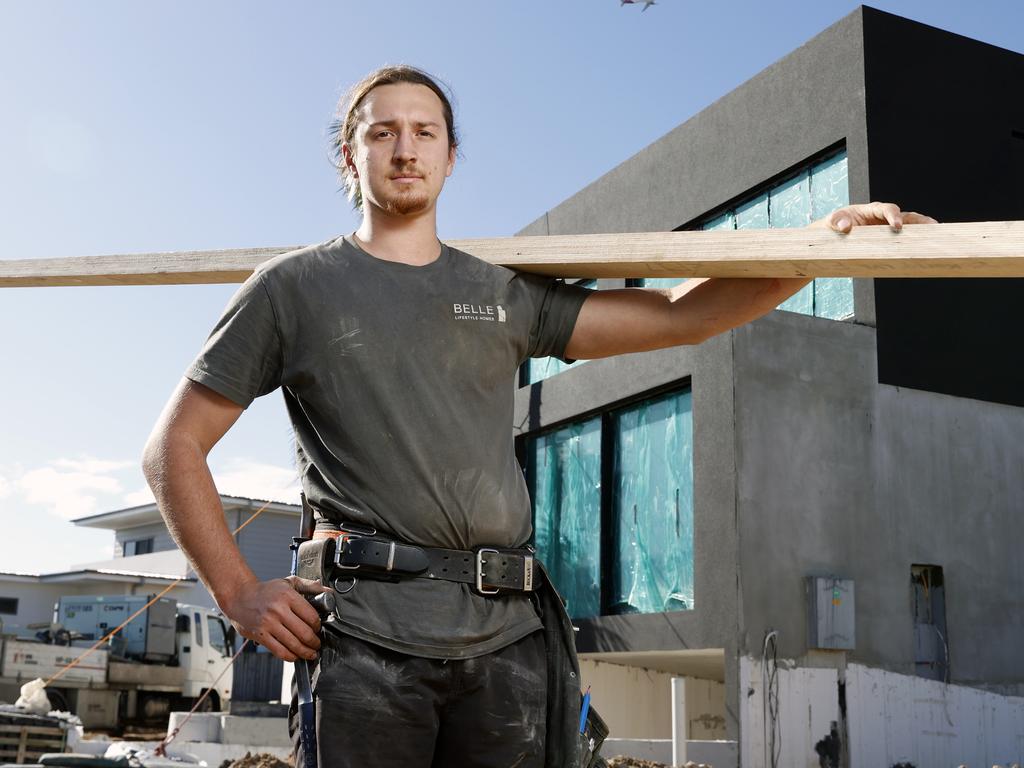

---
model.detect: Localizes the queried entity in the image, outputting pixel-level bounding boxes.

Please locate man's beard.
[381,185,430,216]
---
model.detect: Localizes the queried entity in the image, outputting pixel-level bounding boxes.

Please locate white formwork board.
[845,663,1024,768]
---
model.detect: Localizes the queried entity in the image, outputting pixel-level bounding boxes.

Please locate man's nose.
[393,131,417,162]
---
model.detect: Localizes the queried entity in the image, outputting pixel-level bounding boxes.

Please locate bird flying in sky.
[621,0,657,10]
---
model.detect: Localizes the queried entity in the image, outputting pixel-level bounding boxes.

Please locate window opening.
[527,386,694,619]
[911,564,949,682]
[528,417,603,618]
[610,389,694,613]
[639,149,852,321]
[124,537,155,556]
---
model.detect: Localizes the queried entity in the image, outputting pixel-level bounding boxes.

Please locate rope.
[43,500,273,688]
[154,638,250,757]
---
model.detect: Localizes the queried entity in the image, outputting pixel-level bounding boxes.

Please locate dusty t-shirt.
[186,234,591,658]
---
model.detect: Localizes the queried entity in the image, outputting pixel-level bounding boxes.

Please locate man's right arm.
[141,377,323,662]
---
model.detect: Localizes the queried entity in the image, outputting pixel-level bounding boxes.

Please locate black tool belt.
[296,531,539,596]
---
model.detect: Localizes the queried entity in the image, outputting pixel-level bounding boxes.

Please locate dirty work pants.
[291,628,547,768]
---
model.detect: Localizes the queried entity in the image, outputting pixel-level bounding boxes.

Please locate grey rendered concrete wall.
[732,310,1024,691]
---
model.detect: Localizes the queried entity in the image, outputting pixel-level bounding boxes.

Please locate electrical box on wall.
[807,576,855,650]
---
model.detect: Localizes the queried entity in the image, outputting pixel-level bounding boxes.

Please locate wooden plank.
[0,221,1022,288]
[0,726,65,735]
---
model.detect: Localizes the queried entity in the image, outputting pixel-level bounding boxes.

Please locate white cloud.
[211,459,300,504]
[4,456,298,521]
[51,457,135,474]
[17,466,123,519]
[122,486,157,507]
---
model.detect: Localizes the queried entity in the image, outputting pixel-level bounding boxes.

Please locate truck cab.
[175,603,233,708]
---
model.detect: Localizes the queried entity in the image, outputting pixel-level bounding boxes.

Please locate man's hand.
[221,576,331,662]
[816,201,938,233]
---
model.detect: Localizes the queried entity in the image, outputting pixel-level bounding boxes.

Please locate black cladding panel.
[862,7,1024,406]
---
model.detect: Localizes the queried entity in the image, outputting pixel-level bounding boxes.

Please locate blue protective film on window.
[809,153,853,320]
[529,417,603,618]
[768,170,815,315]
[735,193,769,230]
[769,170,813,228]
[810,152,850,219]
[611,389,694,614]
[685,150,853,320]
[702,212,735,231]
[525,355,585,384]
[642,277,684,290]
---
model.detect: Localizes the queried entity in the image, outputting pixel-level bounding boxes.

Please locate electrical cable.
[762,629,781,768]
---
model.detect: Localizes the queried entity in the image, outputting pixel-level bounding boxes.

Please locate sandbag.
[14,678,50,715]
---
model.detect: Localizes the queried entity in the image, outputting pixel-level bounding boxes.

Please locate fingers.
[252,598,321,662]
[827,202,939,234]
[902,211,940,224]
[227,579,326,663]
[870,201,903,231]
[285,574,332,597]
[252,631,301,663]
[827,210,854,234]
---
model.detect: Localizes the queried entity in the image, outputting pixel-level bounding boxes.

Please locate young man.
[142,66,934,767]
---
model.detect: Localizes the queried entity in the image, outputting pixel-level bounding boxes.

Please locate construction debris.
[605,759,712,768]
[218,752,292,768]
[606,759,667,768]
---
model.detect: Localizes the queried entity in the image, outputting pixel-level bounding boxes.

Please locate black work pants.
[293,628,548,768]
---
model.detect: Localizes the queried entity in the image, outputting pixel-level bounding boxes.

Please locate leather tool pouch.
[296,538,334,584]
[578,702,609,768]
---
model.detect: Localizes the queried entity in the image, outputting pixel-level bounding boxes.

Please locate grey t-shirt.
[186,234,591,658]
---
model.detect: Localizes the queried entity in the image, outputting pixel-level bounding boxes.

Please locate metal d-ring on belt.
[312,525,538,596]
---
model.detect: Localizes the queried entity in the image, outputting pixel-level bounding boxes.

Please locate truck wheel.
[46,688,69,712]
[195,690,220,713]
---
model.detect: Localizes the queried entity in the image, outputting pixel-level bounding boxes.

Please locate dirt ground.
[218,752,293,768]
[606,758,712,768]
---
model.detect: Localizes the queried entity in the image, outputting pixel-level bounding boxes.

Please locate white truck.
[0,596,234,729]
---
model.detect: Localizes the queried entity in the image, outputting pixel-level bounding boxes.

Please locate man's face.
[344,82,456,217]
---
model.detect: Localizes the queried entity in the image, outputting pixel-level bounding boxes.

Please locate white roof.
[70,494,300,530]
[0,549,194,584]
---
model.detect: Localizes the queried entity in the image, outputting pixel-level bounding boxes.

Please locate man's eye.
[375,130,394,139]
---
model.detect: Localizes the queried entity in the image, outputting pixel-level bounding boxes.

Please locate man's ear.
[446,144,456,178]
[342,142,358,177]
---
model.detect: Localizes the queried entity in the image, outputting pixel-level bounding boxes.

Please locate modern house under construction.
[514,7,1024,766]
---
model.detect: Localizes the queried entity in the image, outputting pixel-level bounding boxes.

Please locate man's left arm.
[564,202,937,360]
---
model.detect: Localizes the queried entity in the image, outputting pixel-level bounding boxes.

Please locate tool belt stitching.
[306,528,537,595]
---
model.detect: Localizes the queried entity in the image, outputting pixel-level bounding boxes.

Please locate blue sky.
[2,0,1022,573]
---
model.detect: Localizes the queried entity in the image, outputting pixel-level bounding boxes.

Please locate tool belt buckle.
[475,548,500,595]
[334,535,362,570]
